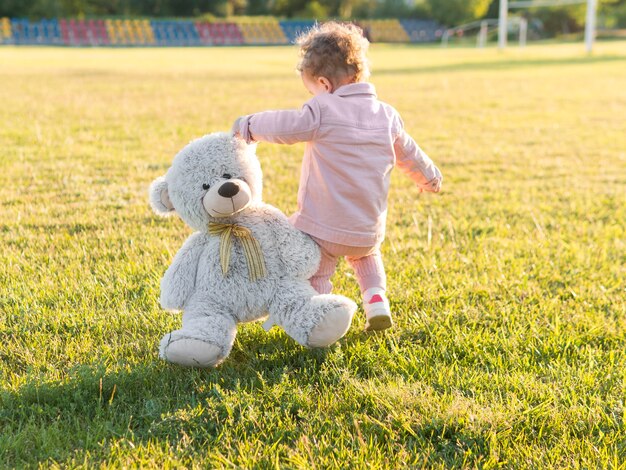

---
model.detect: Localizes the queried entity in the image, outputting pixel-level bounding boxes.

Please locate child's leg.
[346,249,392,331]
[309,241,339,294]
[345,249,386,294]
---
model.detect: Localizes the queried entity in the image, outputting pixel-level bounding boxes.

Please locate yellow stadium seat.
[142,20,155,44]
[1,17,12,39]
[122,20,132,44]
[363,19,409,43]
[238,22,286,45]
[105,20,117,44]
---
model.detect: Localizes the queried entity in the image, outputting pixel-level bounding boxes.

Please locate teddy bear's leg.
[159,309,237,368]
[268,281,357,348]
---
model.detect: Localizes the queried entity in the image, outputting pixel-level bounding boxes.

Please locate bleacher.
[1,17,443,47]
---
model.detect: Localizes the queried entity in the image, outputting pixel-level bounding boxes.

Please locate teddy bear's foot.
[307,298,356,348]
[159,333,224,368]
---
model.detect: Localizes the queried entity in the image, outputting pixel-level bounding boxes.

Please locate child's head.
[296,21,370,95]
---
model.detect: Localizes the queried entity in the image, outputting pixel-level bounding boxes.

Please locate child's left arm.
[393,127,442,193]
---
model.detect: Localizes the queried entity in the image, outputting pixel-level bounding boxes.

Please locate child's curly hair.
[296,22,370,86]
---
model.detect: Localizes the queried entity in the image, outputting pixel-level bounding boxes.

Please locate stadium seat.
[89,19,110,45]
[11,18,61,45]
[11,19,27,44]
[122,19,135,45]
[196,22,217,46]
[400,19,444,43]
[0,17,11,44]
[151,20,200,46]
[196,22,244,46]
[359,19,409,43]
[68,18,87,45]
[40,19,61,45]
[138,19,155,45]
[105,19,139,46]
[279,20,315,44]
[223,23,244,45]
[239,22,287,45]
[105,19,119,45]
[62,18,83,46]
[60,19,109,46]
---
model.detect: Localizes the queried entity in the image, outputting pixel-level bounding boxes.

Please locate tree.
[530,0,623,33]
[246,0,270,15]
[298,1,329,18]
[613,0,626,27]
[485,0,625,36]
[426,0,491,25]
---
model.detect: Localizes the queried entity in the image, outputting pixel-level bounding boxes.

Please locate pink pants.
[309,237,386,295]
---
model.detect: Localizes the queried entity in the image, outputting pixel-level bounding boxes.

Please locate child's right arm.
[394,124,442,193]
[232,99,321,145]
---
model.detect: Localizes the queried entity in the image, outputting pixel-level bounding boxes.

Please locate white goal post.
[498,0,597,52]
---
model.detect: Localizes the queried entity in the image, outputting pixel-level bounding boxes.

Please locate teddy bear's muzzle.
[203,180,252,218]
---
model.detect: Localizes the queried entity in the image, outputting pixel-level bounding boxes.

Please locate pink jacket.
[235,82,442,247]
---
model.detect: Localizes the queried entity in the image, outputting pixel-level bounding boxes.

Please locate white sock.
[363,287,386,303]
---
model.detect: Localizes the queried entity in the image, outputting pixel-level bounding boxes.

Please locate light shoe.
[363,288,393,331]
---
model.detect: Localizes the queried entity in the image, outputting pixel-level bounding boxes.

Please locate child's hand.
[231,116,256,144]
[231,117,244,138]
[418,177,442,193]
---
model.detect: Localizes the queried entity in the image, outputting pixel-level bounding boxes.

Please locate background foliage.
[2,0,626,29]
[426,0,491,27]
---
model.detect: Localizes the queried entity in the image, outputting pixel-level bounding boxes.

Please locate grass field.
[1,41,625,468]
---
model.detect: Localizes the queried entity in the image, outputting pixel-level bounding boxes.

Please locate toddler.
[233,21,442,331]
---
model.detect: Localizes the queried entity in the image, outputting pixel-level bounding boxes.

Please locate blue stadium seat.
[400,19,444,43]
[42,19,61,45]
[181,21,200,46]
[279,20,315,44]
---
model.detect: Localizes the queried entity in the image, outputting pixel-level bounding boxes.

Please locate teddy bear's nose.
[218,181,240,198]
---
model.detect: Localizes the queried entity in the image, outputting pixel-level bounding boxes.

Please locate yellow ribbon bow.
[208,222,267,282]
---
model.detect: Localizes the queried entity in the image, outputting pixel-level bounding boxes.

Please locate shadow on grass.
[0,323,511,467]
[0,331,336,465]
[376,54,626,75]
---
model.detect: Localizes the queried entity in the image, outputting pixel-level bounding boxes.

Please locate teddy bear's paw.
[159,333,225,368]
[306,297,356,348]
[159,291,185,312]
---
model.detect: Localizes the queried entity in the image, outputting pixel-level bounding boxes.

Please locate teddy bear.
[149,132,357,367]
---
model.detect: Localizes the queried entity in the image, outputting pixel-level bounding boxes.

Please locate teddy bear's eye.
[222,173,232,179]
[202,183,210,190]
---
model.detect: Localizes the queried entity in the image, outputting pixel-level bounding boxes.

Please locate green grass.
[1,42,625,468]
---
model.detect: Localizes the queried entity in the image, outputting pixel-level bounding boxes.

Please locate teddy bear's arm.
[160,232,206,311]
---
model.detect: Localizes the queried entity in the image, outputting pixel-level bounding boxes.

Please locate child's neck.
[332,78,363,93]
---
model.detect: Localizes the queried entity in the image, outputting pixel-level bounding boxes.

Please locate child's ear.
[318,76,333,92]
[149,176,175,215]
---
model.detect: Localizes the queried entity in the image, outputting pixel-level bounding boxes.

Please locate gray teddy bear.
[149,132,357,367]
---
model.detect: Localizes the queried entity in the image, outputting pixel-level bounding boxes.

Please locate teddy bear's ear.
[149,176,176,215]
